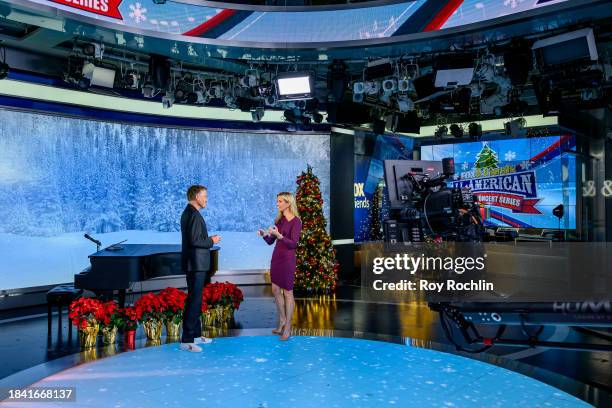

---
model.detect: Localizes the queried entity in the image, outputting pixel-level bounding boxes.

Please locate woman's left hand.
[269,226,280,237]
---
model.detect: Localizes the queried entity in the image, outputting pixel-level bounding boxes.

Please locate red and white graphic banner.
[50,0,123,19]
[475,192,542,214]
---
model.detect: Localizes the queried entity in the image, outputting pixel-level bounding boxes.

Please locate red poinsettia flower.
[134,292,166,322]
[158,287,187,321]
[69,297,104,329]
[119,306,139,331]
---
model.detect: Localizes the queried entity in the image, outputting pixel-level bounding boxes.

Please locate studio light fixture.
[275,72,314,101]
[264,94,277,106]
[123,71,139,89]
[434,125,448,140]
[364,81,380,95]
[450,123,464,138]
[397,79,411,92]
[82,62,115,88]
[504,117,527,137]
[468,122,482,140]
[82,43,104,59]
[396,96,414,113]
[141,82,154,98]
[353,82,365,94]
[207,84,224,99]
[251,107,264,122]
[240,70,259,88]
[382,79,397,93]
[162,91,175,109]
[224,94,237,109]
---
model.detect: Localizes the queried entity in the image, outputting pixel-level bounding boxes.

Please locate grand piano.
[74,244,220,307]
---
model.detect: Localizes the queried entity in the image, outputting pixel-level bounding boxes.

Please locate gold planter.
[82,348,98,362]
[142,319,163,341]
[165,319,181,339]
[214,305,227,324]
[78,323,99,349]
[146,339,162,347]
[224,305,234,322]
[201,309,216,327]
[101,344,118,358]
[101,326,118,345]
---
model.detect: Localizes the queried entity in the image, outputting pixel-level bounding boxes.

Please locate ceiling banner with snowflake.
[50,0,123,19]
[34,0,572,43]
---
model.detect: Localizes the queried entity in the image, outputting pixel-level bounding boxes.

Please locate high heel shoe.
[279,327,291,341]
[272,321,286,334]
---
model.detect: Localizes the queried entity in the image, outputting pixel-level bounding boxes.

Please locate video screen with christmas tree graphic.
[421,135,576,229]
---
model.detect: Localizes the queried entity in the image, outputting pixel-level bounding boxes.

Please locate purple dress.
[263,216,302,290]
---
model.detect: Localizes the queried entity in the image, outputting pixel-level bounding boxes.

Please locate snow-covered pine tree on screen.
[475,143,499,170]
[294,166,338,294]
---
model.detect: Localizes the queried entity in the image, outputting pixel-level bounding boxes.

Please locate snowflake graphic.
[129,2,147,24]
[461,162,470,171]
[504,151,517,161]
[503,0,526,9]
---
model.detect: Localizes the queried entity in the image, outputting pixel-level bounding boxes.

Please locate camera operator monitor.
[384,160,444,209]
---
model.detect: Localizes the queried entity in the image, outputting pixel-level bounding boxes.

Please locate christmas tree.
[369,179,385,241]
[294,166,339,294]
[475,144,499,169]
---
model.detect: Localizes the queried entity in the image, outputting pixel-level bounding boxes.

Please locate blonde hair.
[275,192,300,223]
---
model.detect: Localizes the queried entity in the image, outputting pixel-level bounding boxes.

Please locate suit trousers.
[181,270,209,343]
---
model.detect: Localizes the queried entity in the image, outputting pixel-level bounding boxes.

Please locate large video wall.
[0,109,330,291]
[421,135,576,229]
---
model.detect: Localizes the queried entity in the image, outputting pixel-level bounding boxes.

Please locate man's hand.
[211,235,221,244]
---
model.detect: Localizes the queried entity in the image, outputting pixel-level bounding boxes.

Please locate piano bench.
[46,284,83,338]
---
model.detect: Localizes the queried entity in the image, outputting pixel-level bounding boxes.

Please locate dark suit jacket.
[181,204,214,272]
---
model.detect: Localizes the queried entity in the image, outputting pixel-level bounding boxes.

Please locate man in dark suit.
[180,185,221,352]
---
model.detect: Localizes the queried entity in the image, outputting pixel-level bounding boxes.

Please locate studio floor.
[0,286,610,407]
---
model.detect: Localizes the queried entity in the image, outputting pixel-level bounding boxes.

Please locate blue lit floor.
[0,336,590,408]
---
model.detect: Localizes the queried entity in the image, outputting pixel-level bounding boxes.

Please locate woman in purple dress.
[258,192,302,341]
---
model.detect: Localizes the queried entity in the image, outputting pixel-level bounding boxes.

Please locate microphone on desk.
[84,233,101,247]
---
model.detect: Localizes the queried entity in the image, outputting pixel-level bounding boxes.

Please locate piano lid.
[89,244,220,258]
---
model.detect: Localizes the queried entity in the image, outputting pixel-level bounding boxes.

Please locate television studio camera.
[383,157,483,243]
[382,161,612,355]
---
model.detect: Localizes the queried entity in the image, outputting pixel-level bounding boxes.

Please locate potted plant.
[69,297,104,349]
[158,287,186,339]
[119,306,139,349]
[203,282,244,324]
[134,293,165,341]
[99,300,122,345]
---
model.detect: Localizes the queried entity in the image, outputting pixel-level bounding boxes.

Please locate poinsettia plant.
[69,297,105,330]
[203,282,244,309]
[99,300,122,329]
[119,306,139,331]
[158,287,187,324]
[134,292,166,322]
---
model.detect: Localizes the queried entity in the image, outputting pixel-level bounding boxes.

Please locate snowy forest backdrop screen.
[0,109,330,291]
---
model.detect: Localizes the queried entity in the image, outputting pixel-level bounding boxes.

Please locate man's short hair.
[187,185,207,201]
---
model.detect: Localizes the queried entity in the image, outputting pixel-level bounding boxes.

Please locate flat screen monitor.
[383,160,443,210]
